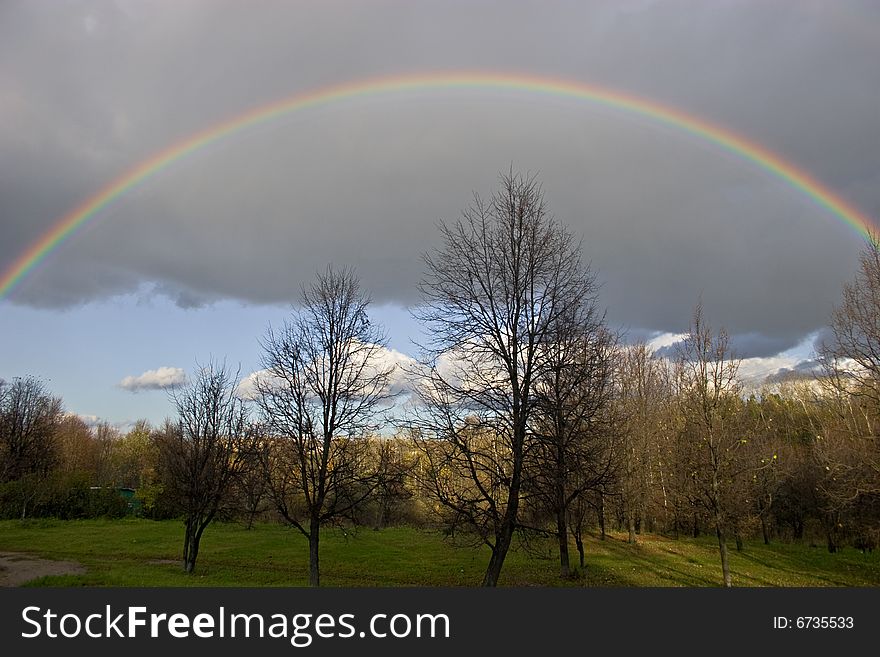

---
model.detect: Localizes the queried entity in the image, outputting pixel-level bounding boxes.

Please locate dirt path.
[0,551,85,586]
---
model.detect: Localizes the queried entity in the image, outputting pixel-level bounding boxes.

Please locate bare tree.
[526,312,618,578]
[741,393,786,545]
[616,343,674,543]
[0,376,63,518]
[235,442,270,530]
[676,301,743,587]
[809,384,880,552]
[413,170,599,586]
[155,361,254,573]
[817,232,880,528]
[255,266,393,587]
[821,232,880,410]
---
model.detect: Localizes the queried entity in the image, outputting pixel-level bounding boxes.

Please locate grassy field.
[1,519,878,587]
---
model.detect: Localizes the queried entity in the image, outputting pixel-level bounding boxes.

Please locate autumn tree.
[616,343,676,542]
[367,437,418,529]
[55,415,100,480]
[413,171,600,586]
[255,266,393,587]
[109,420,158,491]
[0,376,63,518]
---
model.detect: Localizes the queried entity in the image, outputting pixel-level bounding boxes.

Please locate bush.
[0,474,130,519]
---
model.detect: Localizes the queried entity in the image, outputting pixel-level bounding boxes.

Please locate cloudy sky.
[1,0,878,427]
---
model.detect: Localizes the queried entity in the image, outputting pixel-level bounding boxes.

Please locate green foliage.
[0,474,130,520]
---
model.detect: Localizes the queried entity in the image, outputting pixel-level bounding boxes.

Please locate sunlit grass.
[1,519,878,587]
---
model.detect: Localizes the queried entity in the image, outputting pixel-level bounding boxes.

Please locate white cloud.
[646,331,688,352]
[238,344,420,402]
[118,366,186,392]
[235,368,273,401]
[737,355,802,385]
[68,412,107,428]
[372,346,419,398]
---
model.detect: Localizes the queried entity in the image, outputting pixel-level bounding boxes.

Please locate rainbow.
[1,71,875,300]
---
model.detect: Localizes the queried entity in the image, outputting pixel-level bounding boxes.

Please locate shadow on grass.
[731,545,874,587]
[589,536,723,587]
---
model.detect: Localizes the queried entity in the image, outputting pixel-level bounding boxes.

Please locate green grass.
[1,519,878,587]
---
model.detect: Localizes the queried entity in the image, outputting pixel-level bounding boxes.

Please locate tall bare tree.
[676,302,743,587]
[820,232,880,411]
[526,311,617,578]
[413,170,599,586]
[156,361,254,573]
[255,266,393,587]
[817,232,880,526]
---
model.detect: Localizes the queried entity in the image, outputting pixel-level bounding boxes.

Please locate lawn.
[1,519,878,587]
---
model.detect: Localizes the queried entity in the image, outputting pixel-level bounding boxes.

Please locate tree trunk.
[574,530,585,569]
[760,515,770,545]
[309,515,321,587]
[20,485,38,521]
[183,517,205,573]
[482,439,522,587]
[598,492,606,541]
[826,531,837,554]
[716,521,732,588]
[557,506,571,579]
[483,513,515,587]
[374,500,386,531]
[735,531,743,552]
[182,519,192,572]
[823,512,839,553]
[627,510,637,545]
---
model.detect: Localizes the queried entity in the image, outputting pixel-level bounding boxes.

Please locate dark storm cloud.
[2,0,878,357]
[651,333,796,361]
[724,334,801,361]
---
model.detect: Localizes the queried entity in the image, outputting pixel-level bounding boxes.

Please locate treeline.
[0,390,157,520]
[0,381,419,524]
[2,172,878,588]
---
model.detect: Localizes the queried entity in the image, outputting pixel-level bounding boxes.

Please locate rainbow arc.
[1,72,875,300]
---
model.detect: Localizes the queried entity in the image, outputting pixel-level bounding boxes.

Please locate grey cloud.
[150,282,217,310]
[727,334,801,361]
[812,326,840,353]
[763,359,823,385]
[1,0,878,358]
[651,331,818,361]
[651,343,683,361]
